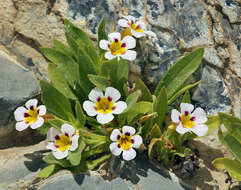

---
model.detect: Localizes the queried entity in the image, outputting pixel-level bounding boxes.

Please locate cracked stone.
[192,65,231,114]
[203,47,223,67]
[0,50,40,139]
[216,0,241,23]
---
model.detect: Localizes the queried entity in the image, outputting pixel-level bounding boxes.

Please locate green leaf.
[135,78,153,102]
[123,90,141,113]
[101,58,118,77]
[76,48,96,95]
[37,122,52,135]
[75,101,86,127]
[40,80,74,122]
[127,101,153,123]
[218,129,241,163]
[212,158,241,181]
[148,137,163,158]
[48,63,76,99]
[40,47,79,88]
[154,48,204,99]
[109,59,129,92]
[64,19,99,65]
[218,112,241,143]
[43,153,72,168]
[88,74,109,91]
[153,86,168,130]
[181,90,191,104]
[48,118,64,131]
[206,115,221,135]
[98,18,108,55]
[65,32,79,56]
[168,80,201,105]
[53,39,74,58]
[37,164,61,178]
[67,139,86,166]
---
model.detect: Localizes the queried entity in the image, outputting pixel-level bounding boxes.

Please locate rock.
[0,142,46,190]
[0,0,240,118]
[38,156,192,190]
[192,65,231,115]
[216,0,241,23]
[0,142,193,190]
[0,50,40,141]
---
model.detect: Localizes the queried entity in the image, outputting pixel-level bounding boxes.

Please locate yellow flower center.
[129,21,144,33]
[95,97,115,114]
[24,106,39,124]
[118,134,132,150]
[55,134,72,151]
[109,40,126,55]
[180,113,195,128]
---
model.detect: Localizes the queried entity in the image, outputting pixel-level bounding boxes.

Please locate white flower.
[46,124,79,159]
[99,32,136,61]
[83,87,127,124]
[171,103,208,136]
[109,126,143,161]
[118,15,157,38]
[14,99,46,131]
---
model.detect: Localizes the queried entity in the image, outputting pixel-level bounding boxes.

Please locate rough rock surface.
[0,0,240,118]
[0,49,40,139]
[0,142,192,190]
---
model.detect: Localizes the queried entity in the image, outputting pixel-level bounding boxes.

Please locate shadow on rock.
[23,149,49,172]
[0,127,46,149]
[73,174,85,185]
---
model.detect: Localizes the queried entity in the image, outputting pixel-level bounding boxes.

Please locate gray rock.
[0,142,46,190]
[0,50,40,137]
[192,65,231,115]
[38,156,192,190]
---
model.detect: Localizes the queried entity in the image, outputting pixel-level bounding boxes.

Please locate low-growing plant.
[212,113,241,181]
[13,16,218,178]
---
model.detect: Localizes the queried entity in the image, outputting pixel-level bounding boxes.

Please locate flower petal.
[108,32,121,42]
[99,40,109,50]
[122,125,136,136]
[104,51,116,60]
[47,127,60,142]
[25,99,38,109]
[118,19,129,27]
[38,105,46,116]
[61,123,75,136]
[109,142,122,156]
[30,117,44,129]
[16,121,29,131]
[83,101,98,116]
[14,106,27,121]
[176,123,189,134]
[135,21,146,30]
[69,135,79,151]
[122,15,135,22]
[46,142,57,151]
[96,113,114,124]
[121,36,136,49]
[120,50,136,61]
[132,135,143,149]
[191,124,208,137]
[180,103,194,114]
[191,107,207,124]
[144,31,157,38]
[105,87,121,102]
[110,129,121,141]
[88,87,104,102]
[131,29,145,38]
[53,150,68,159]
[112,101,127,114]
[171,109,181,123]
[123,148,136,161]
